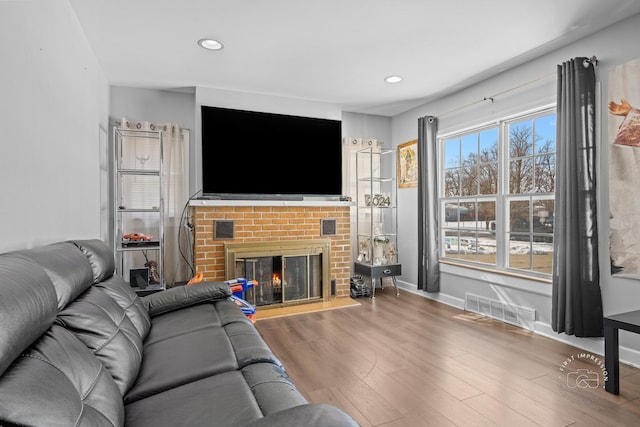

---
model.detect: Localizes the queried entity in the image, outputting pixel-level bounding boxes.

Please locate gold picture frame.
[398,139,418,188]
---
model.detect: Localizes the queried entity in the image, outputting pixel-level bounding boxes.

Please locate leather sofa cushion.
[0,324,124,427]
[57,286,143,396]
[96,274,151,341]
[143,300,247,346]
[125,304,282,403]
[14,241,94,310]
[144,303,220,345]
[125,363,306,427]
[71,239,116,283]
[0,254,57,375]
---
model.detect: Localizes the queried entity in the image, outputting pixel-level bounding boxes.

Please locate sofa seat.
[125,301,283,404]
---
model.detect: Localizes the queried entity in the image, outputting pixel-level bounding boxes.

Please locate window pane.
[534,154,555,192]
[478,200,497,265]
[458,201,477,261]
[458,229,477,262]
[510,158,534,194]
[510,200,530,233]
[444,138,460,168]
[479,163,498,195]
[461,165,478,196]
[533,199,554,274]
[479,128,498,162]
[509,239,532,270]
[534,114,556,155]
[459,201,476,223]
[533,199,554,235]
[509,197,532,271]
[510,120,533,157]
[461,134,477,164]
[444,229,461,259]
[444,202,466,222]
[444,169,460,197]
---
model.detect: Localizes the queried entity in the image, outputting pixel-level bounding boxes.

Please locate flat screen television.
[201,105,343,200]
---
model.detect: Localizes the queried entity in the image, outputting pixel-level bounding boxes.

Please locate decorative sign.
[398,139,418,188]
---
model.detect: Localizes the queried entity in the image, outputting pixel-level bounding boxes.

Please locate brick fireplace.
[190,201,352,304]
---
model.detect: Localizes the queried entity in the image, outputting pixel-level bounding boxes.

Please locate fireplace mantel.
[189,199,353,207]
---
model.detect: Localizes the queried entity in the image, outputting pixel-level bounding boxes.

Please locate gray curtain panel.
[552,57,603,337]
[418,116,440,292]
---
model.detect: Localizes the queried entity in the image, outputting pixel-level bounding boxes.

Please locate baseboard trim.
[396,281,465,310]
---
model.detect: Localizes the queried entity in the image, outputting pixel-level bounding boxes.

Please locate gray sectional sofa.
[0,239,358,426]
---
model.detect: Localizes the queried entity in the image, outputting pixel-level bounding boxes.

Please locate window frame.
[438,105,556,280]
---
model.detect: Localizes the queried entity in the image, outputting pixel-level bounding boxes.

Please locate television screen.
[201,105,343,199]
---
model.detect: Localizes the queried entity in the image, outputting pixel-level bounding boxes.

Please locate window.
[440,107,556,277]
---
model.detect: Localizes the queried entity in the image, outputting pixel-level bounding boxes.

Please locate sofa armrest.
[141,281,231,317]
[245,403,360,427]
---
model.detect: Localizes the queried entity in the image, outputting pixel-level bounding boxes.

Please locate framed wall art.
[397,139,418,188]
[608,57,640,279]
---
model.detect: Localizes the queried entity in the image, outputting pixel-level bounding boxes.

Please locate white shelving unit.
[354,146,401,297]
[113,127,164,292]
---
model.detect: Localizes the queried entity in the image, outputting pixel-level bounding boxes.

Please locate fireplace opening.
[235,254,322,306]
[224,239,331,308]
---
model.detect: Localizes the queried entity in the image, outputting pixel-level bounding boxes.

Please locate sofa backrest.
[73,239,152,341]
[0,252,125,426]
[96,274,152,340]
[14,241,95,310]
[71,238,117,283]
[0,254,58,375]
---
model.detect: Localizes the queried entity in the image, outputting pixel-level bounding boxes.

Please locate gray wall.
[0,0,109,252]
[391,13,640,365]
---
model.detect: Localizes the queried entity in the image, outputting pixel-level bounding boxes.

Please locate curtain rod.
[113,120,190,131]
[436,55,598,119]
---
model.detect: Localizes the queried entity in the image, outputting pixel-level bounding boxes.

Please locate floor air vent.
[464,293,535,331]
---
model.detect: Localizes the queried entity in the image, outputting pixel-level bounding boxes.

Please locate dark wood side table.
[604,309,640,394]
[353,262,401,298]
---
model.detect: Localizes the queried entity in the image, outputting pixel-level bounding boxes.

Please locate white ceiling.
[69,0,640,117]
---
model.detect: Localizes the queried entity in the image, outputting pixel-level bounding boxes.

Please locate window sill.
[439,258,552,297]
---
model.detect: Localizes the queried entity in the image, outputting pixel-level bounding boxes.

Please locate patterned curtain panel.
[551,58,603,337]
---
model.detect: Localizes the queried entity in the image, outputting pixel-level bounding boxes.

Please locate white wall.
[391,13,640,365]
[110,86,196,196]
[0,0,109,252]
[342,111,392,147]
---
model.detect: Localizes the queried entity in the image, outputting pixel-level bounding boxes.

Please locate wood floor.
[255,288,640,426]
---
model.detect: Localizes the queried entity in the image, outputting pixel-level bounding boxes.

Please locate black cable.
[178,189,202,279]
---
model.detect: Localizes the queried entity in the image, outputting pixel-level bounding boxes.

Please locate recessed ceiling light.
[198,38,224,51]
[384,75,403,83]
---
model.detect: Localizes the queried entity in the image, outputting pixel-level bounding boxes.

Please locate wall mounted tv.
[201,105,343,200]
